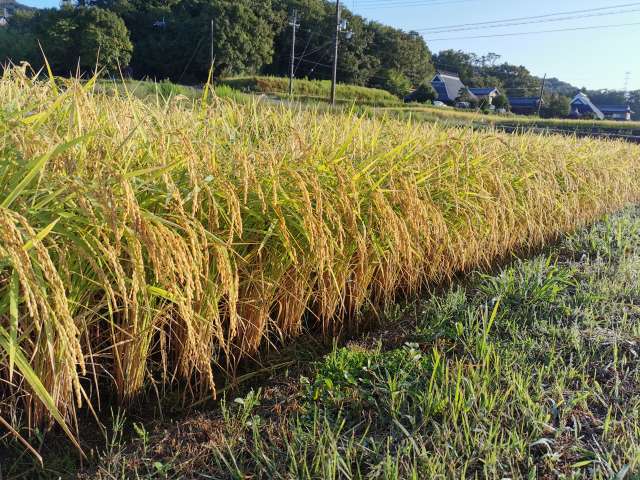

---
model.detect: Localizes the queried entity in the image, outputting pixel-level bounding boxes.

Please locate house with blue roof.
[599,105,634,121]
[468,87,500,105]
[430,72,503,108]
[431,72,475,105]
[507,97,544,116]
[570,93,604,120]
[570,93,633,121]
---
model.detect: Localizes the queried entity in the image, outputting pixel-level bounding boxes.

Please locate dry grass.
[1,65,640,451]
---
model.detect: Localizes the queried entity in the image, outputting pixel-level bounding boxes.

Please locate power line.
[419,8,640,34]
[425,21,640,41]
[296,39,336,67]
[295,57,334,70]
[411,2,640,31]
[355,0,479,8]
[294,31,316,75]
[279,2,639,95]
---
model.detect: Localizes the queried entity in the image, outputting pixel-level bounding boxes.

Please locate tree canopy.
[266,1,434,89]
[1,6,132,75]
[2,0,636,120]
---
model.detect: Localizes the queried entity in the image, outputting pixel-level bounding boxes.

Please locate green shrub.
[405,82,437,104]
[372,69,412,99]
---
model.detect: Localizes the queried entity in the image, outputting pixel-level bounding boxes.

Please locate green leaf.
[39,42,59,96]
[22,218,60,252]
[571,459,594,468]
[614,465,630,480]
[146,285,177,303]
[8,270,19,382]
[1,135,90,209]
[0,325,83,455]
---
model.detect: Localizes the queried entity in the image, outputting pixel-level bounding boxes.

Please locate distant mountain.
[1,1,36,15]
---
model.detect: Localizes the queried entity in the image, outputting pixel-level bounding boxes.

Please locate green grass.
[97,78,249,103]
[379,104,640,134]
[77,207,640,480]
[218,76,401,106]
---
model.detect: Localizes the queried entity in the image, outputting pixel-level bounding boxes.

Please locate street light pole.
[210,19,215,72]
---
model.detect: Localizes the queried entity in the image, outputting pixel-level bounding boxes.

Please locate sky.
[17,0,640,91]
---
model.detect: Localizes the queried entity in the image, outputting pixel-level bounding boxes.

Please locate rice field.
[2,65,640,455]
[84,207,640,480]
[379,104,640,133]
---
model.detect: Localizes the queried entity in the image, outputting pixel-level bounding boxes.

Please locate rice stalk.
[1,66,640,449]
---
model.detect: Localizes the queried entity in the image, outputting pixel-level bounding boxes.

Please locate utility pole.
[211,19,215,72]
[288,9,299,97]
[537,73,547,117]
[331,0,341,106]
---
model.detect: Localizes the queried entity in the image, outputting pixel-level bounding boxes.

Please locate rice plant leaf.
[38,42,58,96]
[147,285,177,303]
[82,73,99,94]
[353,139,413,183]
[124,158,186,180]
[0,325,84,455]
[614,465,630,480]
[8,270,19,382]
[200,64,214,117]
[22,217,60,252]
[571,459,594,468]
[31,187,70,210]
[1,135,90,209]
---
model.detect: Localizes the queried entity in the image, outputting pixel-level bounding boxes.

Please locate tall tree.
[267,0,378,86]
[0,9,39,66]
[2,6,132,75]
[94,0,277,82]
[367,23,434,86]
[432,49,475,81]
[541,94,570,118]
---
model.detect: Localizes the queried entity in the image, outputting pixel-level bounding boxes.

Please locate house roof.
[570,93,604,120]
[508,97,542,107]
[469,87,499,97]
[597,105,633,114]
[431,73,471,102]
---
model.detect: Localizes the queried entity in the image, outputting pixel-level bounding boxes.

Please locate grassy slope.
[219,76,401,106]
[97,78,249,103]
[85,207,640,480]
